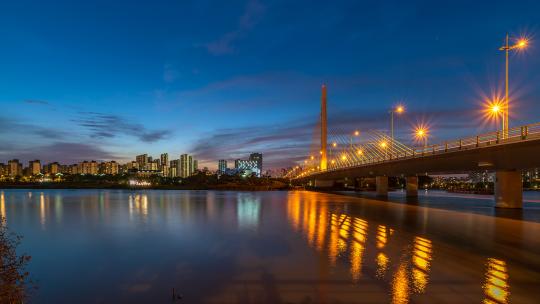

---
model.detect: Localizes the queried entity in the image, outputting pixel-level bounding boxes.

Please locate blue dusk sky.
[1,0,540,169]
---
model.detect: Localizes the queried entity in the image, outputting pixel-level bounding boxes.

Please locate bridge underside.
[296,138,540,209]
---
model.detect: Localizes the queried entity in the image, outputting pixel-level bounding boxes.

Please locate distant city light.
[129,180,151,187]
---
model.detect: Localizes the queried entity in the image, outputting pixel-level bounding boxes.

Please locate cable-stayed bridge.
[289,86,540,209]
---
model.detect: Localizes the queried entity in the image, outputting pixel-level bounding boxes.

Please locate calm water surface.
[1,189,540,303]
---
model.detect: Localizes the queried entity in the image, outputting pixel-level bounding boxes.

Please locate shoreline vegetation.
[0,216,33,302]
[0,173,292,191]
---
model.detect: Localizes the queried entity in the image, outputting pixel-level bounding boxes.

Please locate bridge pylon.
[320,84,328,171]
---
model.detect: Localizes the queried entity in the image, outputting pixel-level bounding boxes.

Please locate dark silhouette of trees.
[0,217,32,303]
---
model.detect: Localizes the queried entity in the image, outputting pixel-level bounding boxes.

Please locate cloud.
[190,105,485,170]
[73,112,171,143]
[0,142,117,164]
[204,0,265,55]
[0,116,67,140]
[23,99,50,105]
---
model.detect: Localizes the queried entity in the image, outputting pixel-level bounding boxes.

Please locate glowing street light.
[332,142,337,147]
[499,34,529,137]
[414,125,429,147]
[490,104,501,114]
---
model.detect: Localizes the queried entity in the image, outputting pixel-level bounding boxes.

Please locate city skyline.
[1,1,540,170]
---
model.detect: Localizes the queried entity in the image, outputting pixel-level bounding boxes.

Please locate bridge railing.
[295,122,540,178]
[412,122,540,156]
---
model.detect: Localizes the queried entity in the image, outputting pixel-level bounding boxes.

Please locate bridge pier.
[314,180,335,188]
[495,170,523,209]
[376,176,388,196]
[406,176,418,197]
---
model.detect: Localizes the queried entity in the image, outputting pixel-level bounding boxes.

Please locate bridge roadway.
[294,123,540,209]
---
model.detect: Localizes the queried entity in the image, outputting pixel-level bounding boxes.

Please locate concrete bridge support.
[376,176,388,196]
[495,170,523,209]
[406,176,418,197]
[314,180,335,188]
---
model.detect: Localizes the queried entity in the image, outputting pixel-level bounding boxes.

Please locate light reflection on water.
[484,258,510,304]
[0,189,538,303]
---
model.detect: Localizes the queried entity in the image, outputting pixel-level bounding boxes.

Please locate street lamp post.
[390,105,404,147]
[499,34,528,137]
[350,130,360,150]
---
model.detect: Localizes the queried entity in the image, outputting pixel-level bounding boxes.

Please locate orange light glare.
[517,38,528,48]
[332,142,337,147]
[414,126,429,140]
[395,105,405,113]
[354,130,360,136]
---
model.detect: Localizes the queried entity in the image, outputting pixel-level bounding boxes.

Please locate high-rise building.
[180,154,193,178]
[193,159,198,173]
[170,160,179,177]
[7,159,22,177]
[79,161,98,175]
[161,164,169,177]
[29,160,41,175]
[234,159,242,169]
[126,161,139,170]
[0,163,6,176]
[99,161,119,175]
[249,153,263,177]
[218,160,227,173]
[136,154,148,170]
[44,162,60,175]
[160,153,169,169]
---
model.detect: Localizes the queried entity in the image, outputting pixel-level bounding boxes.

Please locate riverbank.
[0,181,291,191]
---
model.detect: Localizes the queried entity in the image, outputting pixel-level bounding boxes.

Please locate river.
[1,189,539,303]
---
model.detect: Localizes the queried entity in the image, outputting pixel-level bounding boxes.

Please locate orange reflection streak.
[392,263,410,304]
[412,236,433,293]
[307,201,317,246]
[338,216,351,253]
[303,199,309,234]
[0,192,5,220]
[375,225,391,278]
[350,218,368,282]
[290,196,301,231]
[328,213,339,266]
[40,192,46,227]
[377,225,387,249]
[376,252,389,279]
[483,258,510,304]
[316,205,327,252]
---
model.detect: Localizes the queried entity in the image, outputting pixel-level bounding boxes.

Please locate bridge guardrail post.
[459,139,462,150]
[445,142,448,152]
[521,126,528,140]
[496,131,500,144]
[476,136,479,147]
